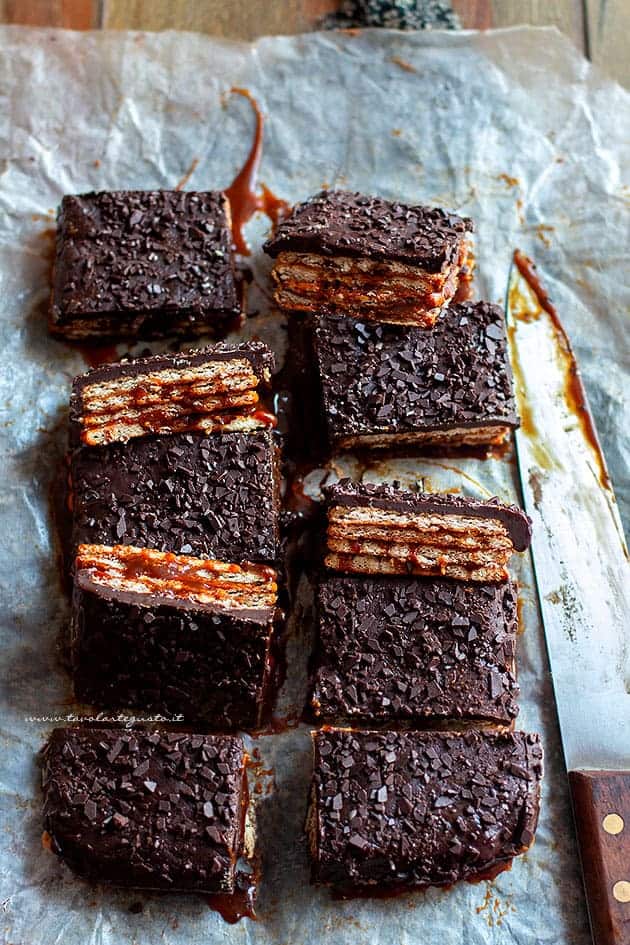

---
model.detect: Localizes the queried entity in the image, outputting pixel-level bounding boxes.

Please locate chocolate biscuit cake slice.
[312,574,519,727]
[42,727,254,897]
[312,303,518,450]
[264,190,472,327]
[49,190,241,341]
[70,427,280,565]
[69,343,275,448]
[71,543,279,728]
[308,728,543,891]
[324,480,531,583]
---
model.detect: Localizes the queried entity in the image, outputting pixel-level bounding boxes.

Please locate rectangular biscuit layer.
[70,343,275,447]
[326,506,514,583]
[271,246,468,326]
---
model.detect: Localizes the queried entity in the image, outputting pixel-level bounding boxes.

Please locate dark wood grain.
[570,770,630,945]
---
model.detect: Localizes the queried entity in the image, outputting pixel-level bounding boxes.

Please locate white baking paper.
[1,23,629,945]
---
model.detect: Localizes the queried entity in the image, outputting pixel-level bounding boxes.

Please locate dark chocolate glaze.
[324,480,532,552]
[312,303,518,444]
[263,190,472,271]
[42,728,246,893]
[71,576,276,727]
[50,191,240,338]
[71,430,281,565]
[312,574,519,725]
[311,728,543,888]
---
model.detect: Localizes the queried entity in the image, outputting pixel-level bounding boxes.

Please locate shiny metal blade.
[506,256,630,771]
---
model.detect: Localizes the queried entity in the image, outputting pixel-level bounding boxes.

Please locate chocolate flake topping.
[310,728,543,889]
[264,190,472,271]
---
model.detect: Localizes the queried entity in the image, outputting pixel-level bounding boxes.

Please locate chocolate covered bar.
[308,728,543,890]
[42,727,253,894]
[264,190,472,327]
[312,303,518,450]
[312,574,519,727]
[71,429,280,564]
[49,191,240,341]
[71,543,278,727]
[324,480,532,583]
[69,343,275,448]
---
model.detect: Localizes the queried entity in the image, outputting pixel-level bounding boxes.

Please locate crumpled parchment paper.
[1,23,629,945]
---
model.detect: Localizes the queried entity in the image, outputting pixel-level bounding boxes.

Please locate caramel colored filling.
[76,543,277,612]
[326,507,514,583]
[77,359,275,446]
[271,242,469,325]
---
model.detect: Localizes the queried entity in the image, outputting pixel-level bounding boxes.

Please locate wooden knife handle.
[569,771,630,945]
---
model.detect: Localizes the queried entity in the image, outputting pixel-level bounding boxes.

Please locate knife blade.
[506,251,630,945]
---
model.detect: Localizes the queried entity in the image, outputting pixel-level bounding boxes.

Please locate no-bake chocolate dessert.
[312,574,519,727]
[264,190,472,327]
[49,191,240,341]
[309,728,543,891]
[69,343,275,448]
[71,544,279,727]
[70,428,281,565]
[42,727,253,895]
[312,302,518,450]
[324,480,532,583]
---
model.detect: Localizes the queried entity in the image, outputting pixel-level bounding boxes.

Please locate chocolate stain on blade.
[511,249,611,491]
[225,88,291,255]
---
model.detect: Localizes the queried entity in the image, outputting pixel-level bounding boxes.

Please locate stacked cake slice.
[67,342,281,728]
[264,189,517,453]
[307,479,540,893]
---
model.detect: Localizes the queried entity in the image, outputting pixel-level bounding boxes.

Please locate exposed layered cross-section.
[264,190,472,327]
[324,480,532,583]
[69,343,276,448]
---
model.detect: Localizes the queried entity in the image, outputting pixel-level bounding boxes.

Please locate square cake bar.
[71,543,279,728]
[309,728,543,890]
[312,573,519,727]
[69,343,275,448]
[264,190,472,327]
[312,302,518,450]
[324,480,532,583]
[42,727,252,895]
[70,428,280,565]
[49,191,240,341]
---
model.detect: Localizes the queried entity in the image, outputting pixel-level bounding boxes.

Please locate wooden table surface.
[1,1,628,88]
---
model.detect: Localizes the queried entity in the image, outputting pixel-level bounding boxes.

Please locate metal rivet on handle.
[602,813,625,835]
[612,881,630,903]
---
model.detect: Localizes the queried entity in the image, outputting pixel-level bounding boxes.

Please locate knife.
[506,251,630,945]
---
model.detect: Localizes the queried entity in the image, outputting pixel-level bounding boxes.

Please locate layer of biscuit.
[71,344,276,447]
[325,506,518,583]
[76,543,277,614]
[337,423,512,450]
[270,244,468,325]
